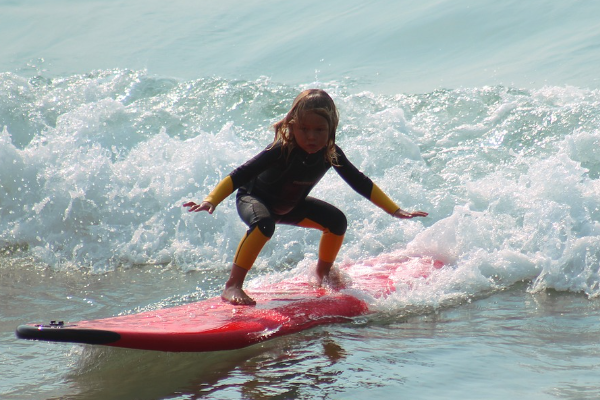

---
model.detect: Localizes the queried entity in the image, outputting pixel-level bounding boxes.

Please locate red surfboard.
[16,256,443,352]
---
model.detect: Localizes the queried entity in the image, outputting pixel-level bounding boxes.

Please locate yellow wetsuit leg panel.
[233,227,270,270]
[318,232,344,263]
[296,219,345,264]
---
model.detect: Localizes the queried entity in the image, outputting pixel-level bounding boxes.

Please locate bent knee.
[329,210,347,236]
[255,218,276,238]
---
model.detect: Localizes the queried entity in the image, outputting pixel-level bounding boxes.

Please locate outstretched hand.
[183,201,215,214]
[393,208,428,219]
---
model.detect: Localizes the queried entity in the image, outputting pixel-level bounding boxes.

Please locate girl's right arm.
[183,142,283,213]
[183,175,234,213]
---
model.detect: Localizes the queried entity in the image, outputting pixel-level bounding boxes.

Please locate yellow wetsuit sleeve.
[203,176,234,206]
[370,184,400,215]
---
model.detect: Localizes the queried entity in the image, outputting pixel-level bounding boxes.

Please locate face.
[291,111,330,154]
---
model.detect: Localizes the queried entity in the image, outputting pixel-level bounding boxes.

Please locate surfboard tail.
[16,323,121,345]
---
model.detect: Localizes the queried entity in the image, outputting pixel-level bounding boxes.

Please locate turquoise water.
[2,1,600,399]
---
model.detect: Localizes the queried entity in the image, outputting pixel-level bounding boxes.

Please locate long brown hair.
[272,89,339,165]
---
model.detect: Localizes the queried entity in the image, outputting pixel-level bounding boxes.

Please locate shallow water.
[2,0,600,399]
[3,260,599,400]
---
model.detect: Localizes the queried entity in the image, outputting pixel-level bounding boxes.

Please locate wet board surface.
[16,256,443,352]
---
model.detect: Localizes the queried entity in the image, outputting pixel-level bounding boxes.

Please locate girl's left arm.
[334,146,428,219]
[370,183,428,218]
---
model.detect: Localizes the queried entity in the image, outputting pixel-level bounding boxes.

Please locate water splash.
[1,71,600,299]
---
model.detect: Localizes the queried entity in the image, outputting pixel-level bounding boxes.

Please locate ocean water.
[2,0,600,399]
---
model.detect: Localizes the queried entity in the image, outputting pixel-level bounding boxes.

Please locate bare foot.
[320,268,346,290]
[221,263,256,305]
[221,286,256,306]
[314,260,346,290]
[315,260,333,285]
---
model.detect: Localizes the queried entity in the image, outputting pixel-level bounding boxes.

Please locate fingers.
[394,209,429,219]
[204,202,215,214]
[183,201,199,211]
[182,201,215,213]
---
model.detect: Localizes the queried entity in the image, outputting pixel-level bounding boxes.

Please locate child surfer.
[184,89,428,305]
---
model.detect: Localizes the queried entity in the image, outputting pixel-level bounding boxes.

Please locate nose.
[306,129,317,140]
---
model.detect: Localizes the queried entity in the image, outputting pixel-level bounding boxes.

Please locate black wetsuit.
[203,140,398,269]
[231,141,374,237]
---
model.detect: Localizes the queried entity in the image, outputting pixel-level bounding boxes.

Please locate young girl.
[184,89,428,305]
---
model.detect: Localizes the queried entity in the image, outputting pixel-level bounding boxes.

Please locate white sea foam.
[2,71,599,299]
